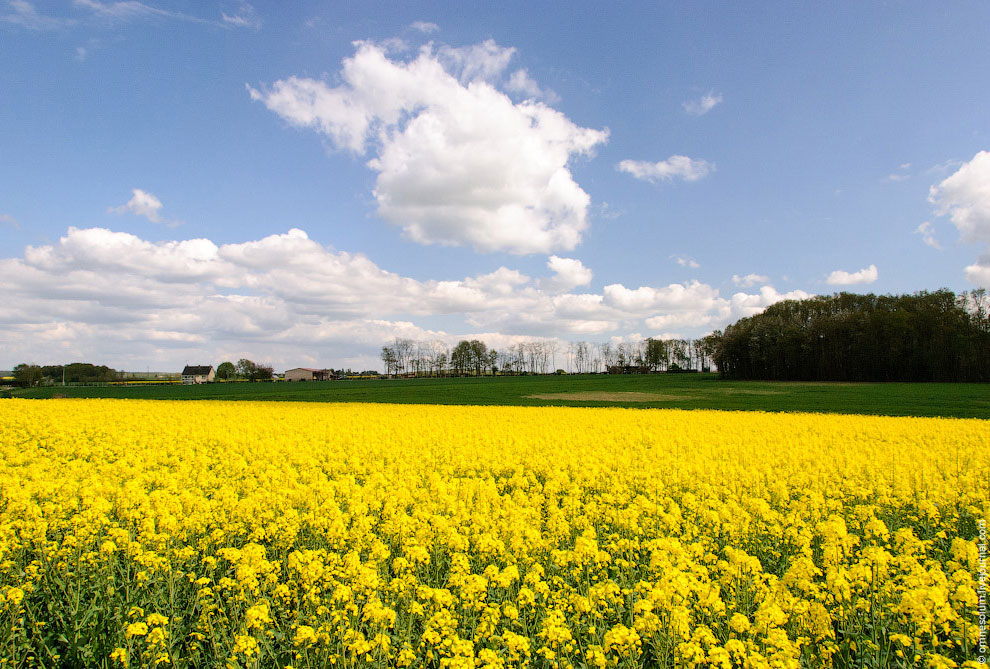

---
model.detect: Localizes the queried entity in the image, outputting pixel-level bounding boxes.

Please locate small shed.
[181,365,215,385]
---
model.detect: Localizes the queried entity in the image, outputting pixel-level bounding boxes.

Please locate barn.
[284,368,333,382]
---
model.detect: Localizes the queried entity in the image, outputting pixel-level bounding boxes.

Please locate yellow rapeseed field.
[0,399,987,668]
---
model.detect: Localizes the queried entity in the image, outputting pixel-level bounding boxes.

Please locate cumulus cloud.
[505,69,558,102]
[965,256,990,287]
[928,150,990,244]
[109,188,165,223]
[682,90,722,116]
[0,226,812,370]
[727,286,812,318]
[825,264,878,286]
[602,281,722,313]
[732,273,769,287]
[618,156,713,183]
[542,255,592,292]
[248,40,607,254]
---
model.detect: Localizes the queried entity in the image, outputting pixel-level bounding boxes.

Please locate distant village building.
[181,365,215,385]
[284,368,333,382]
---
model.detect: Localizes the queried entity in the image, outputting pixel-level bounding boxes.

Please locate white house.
[181,365,215,384]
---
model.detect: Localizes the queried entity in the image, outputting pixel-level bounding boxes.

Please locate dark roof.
[182,365,213,375]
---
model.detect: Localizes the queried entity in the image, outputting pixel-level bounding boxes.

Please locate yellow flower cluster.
[0,399,987,668]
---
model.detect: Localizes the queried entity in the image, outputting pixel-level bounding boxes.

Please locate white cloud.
[0,213,19,229]
[825,264,878,285]
[727,286,812,318]
[928,150,990,244]
[915,221,941,249]
[109,188,164,223]
[542,256,592,292]
[884,162,912,182]
[926,159,964,175]
[644,312,718,331]
[435,39,517,83]
[732,273,770,287]
[2,0,72,29]
[410,21,439,34]
[505,69,558,102]
[672,255,700,269]
[602,281,723,313]
[965,256,990,287]
[248,40,608,254]
[73,0,204,24]
[1,226,816,369]
[618,156,714,183]
[682,90,722,116]
[222,3,260,29]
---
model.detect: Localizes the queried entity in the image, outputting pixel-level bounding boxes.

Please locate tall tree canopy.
[712,290,990,382]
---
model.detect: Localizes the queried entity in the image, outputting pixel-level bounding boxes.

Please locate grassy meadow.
[8,373,990,419]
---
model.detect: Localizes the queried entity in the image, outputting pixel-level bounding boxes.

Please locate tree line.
[215,359,275,382]
[711,289,990,382]
[11,362,120,388]
[380,336,717,377]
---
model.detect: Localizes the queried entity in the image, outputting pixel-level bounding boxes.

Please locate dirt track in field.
[524,391,695,402]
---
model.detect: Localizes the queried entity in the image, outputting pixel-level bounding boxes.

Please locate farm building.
[607,365,650,374]
[181,365,215,384]
[284,368,334,382]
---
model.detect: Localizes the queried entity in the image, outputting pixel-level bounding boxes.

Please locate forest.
[712,289,990,381]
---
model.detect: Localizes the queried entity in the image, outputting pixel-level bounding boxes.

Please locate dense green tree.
[40,363,119,384]
[235,359,271,381]
[216,361,236,380]
[711,290,990,382]
[469,340,488,376]
[643,338,667,371]
[13,363,43,387]
[450,341,473,375]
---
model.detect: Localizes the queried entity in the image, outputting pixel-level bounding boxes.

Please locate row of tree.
[379,336,718,377]
[8,360,276,387]
[215,359,275,382]
[11,362,121,387]
[711,289,990,382]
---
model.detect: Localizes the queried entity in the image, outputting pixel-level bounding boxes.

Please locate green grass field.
[9,373,990,418]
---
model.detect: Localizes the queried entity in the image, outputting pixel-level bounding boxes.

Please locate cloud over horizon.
[0,226,810,370]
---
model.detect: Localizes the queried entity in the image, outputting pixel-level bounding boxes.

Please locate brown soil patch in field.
[713,389,783,395]
[525,391,694,402]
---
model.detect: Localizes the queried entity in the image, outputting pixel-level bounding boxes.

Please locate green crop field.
[9,373,990,418]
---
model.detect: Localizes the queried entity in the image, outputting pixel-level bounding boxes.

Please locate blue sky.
[2,1,989,371]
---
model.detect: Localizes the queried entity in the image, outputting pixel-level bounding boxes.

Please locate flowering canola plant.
[0,399,987,668]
